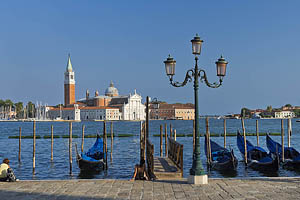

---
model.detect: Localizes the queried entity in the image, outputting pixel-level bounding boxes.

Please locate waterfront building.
[149,103,195,120]
[114,91,146,120]
[274,111,295,118]
[48,56,146,121]
[48,104,80,120]
[80,106,119,120]
[78,86,146,121]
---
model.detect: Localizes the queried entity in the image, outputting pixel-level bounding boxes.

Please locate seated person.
[0,158,18,182]
[131,161,149,181]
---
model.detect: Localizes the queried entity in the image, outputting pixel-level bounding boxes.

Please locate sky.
[1,1,300,115]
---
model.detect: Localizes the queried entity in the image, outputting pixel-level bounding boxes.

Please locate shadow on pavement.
[0,189,118,200]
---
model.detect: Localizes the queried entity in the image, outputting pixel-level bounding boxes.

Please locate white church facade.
[121,91,146,120]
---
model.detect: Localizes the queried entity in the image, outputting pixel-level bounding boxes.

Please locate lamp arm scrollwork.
[169,69,194,87]
[199,69,222,88]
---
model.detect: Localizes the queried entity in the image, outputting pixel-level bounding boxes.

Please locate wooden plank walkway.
[153,157,182,180]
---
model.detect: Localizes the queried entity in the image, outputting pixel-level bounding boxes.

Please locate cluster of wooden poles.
[156,121,198,159]
[193,117,293,165]
[157,123,180,157]
[17,121,114,175]
[205,118,293,165]
[240,118,292,164]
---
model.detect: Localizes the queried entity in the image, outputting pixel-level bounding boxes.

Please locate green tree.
[14,102,23,118]
[27,101,35,118]
[0,99,4,107]
[4,99,13,107]
[266,105,273,112]
[55,104,64,108]
[293,109,300,117]
[241,108,251,118]
[285,104,292,107]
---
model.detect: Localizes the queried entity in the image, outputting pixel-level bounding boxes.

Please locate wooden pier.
[153,137,183,180]
[145,133,183,180]
[140,96,184,181]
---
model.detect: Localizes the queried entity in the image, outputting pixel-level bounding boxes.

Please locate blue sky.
[0,1,300,115]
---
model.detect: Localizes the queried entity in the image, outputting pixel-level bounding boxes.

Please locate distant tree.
[285,104,292,107]
[293,109,300,117]
[266,105,273,112]
[27,101,35,118]
[14,102,23,118]
[0,99,14,112]
[241,108,251,118]
[55,104,64,108]
[0,99,4,107]
[4,99,14,107]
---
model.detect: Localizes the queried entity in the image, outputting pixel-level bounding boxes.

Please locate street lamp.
[163,34,228,184]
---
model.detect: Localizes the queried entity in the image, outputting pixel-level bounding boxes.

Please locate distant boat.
[205,136,238,171]
[252,113,261,119]
[75,135,105,171]
[266,134,300,169]
[237,131,279,171]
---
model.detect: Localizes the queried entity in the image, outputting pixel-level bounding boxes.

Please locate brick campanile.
[64,54,75,106]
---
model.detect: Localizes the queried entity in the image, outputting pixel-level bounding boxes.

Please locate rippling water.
[1,119,300,180]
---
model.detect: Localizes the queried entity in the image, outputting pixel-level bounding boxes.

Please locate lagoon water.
[1,119,300,180]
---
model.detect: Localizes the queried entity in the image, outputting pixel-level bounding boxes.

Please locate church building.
[48,55,146,121]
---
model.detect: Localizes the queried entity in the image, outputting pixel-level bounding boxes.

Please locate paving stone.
[1,178,300,200]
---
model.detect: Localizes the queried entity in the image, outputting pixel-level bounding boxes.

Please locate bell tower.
[64,54,75,106]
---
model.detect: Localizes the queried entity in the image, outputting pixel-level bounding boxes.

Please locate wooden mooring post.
[51,125,53,161]
[160,124,163,157]
[165,123,167,157]
[223,119,226,148]
[288,118,291,147]
[111,121,113,152]
[206,117,212,164]
[170,124,173,138]
[19,127,21,162]
[146,96,149,139]
[256,120,259,146]
[81,124,85,153]
[103,121,108,169]
[174,129,176,141]
[241,119,247,164]
[69,122,72,174]
[33,121,36,174]
[281,119,285,162]
[140,121,145,165]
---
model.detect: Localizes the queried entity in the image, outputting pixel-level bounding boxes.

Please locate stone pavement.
[1,177,300,200]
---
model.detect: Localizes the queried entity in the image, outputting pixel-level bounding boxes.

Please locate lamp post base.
[188,174,208,185]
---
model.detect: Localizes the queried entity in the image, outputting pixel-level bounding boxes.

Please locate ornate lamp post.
[164,34,228,184]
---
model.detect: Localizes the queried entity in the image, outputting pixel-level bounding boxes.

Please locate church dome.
[105,81,119,97]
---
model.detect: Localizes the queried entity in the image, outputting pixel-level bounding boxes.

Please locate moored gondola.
[75,134,105,171]
[237,131,279,171]
[205,136,238,171]
[266,134,300,170]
